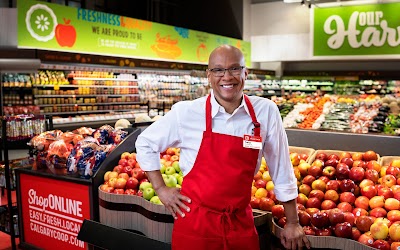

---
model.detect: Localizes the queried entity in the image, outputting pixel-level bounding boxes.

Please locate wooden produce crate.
[380,156,400,167]
[252,209,272,228]
[307,149,381,165]
[98,188,174,243]
[289,146,315,161]
[271,218,375,250]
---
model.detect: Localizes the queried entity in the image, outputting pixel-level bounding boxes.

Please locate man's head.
[207,45,248,113]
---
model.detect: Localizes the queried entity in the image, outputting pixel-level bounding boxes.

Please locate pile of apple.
[99,148,183,206]
[250,151,310,212]
[272,150,400,250]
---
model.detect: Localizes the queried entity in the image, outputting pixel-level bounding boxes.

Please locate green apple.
[139,182,153,192]
[179,171,183,176]
[165,166,176,175]
[176,184,181,189]
[150,196,163,205]
[143,187,155,201]
[172,161,181,173]
[160,164,166,174]
[163,175,177,187]
[173,173,181,180]
[177,175,183,186]
[162,174,167,179]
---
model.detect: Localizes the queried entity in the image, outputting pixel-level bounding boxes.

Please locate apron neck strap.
[205,94,260,136]
[244,95,260,137]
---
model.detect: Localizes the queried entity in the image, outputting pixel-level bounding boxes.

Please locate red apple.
[328,153,340,161]
[125,177,139,190]
[322,166,336,179]
[365,169,380,183]
[113,188,125,194]
[353,160,367,169]
[254,179,267,189]
[113,165,124,174]
[353,207,369,217]
[369,196,385,209]
[326,180,340,192]
[321,200,337,210]
[303,226,316,235]
[387,210,400,222]
[299,153,309,161]
[359,179,375,189]
[382,174,397,188]
[325,159,339,168]
[363,150,378,162]
[391,242,400,250]
[124,189,137,195]
[367,160,382,172]
[311,179,326,192]
[318,176,330,184]
[361,185,378,199]
[372,240,390,250]
[337,202,353,213]
[389,221,400,241]
[378,186,394,199]
[118,158,129,167]
[352,152,364,161]
[305,208,320,217]
[385,198,400,211]
[370,207,387,218]
[253,171,262,181]
[297,203,306,211]
[315,227,333,236]
[302,175,316,186]
[344,212,356,226]
[356,215,375,232]
[339,179,356,193]
[312,159,325,168]
[114,178,127,189]
[121,166,133,176]
[340,157,354,168]
[298,210,311,226]
[297,193,309,207]
[290,152,301,166]
[355,196,370,210]
[334,221,352,238]
[358,232,374,247]
[352,227,362,241]
[336,163,350,180]
[386,166,400,179]
[278,217,287,228]
[131,168,146,181]
[324,190,340,203]
[311,211,330,229]
[339,152,352,160]
[299,184,312,196]
[349,166,365,182]
[259,197,275,211]
[250,196,261,209]
[328,208,345,225]
[271,205,285,220]
[306,197,321,209]
[340,192,356,205]
[309,189,325,201]
[118,172,130,181]
[315,152,328,162]
[298,162,311,176]
[308,165,323,178]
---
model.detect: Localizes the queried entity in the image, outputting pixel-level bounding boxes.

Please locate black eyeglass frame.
[207,66,246,77]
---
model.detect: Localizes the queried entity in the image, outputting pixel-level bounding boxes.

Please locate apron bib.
[172,94,261,250]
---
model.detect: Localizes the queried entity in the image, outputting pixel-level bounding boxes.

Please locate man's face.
[207,48,247,107]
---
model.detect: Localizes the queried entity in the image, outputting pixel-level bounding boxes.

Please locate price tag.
[243,134,262,149]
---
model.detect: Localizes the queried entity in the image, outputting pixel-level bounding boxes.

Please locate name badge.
[243,135,262,149]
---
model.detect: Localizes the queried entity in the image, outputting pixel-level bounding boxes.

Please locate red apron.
[172,94,261,250]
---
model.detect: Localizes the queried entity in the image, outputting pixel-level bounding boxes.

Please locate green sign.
[18,0,251,66]
[313,3,400,57]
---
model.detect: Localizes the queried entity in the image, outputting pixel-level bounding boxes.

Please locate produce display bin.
[271,219,375,250]
[380,156,400,166]
[14,128,141,250]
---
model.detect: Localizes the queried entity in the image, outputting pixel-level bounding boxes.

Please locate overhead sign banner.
[313,3,400,58]
[18,0,251,66]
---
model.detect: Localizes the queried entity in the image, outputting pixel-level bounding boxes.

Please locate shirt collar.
[209,90,251,117]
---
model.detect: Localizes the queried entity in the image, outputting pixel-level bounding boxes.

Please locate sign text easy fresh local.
[313,3,400,57]
[18,0,250,66]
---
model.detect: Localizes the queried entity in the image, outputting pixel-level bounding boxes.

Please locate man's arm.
[280,199,311,250]
[146,170,191,220]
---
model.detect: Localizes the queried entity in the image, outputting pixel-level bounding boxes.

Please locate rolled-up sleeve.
[135,104,181,172]
[263,105,298,202]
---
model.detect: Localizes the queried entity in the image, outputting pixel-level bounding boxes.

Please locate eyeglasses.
[207,66,245,77]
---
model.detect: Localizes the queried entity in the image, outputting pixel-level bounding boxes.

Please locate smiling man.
[135,45,310,250]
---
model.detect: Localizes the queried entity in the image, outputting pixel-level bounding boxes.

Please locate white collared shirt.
[135,91,298,202]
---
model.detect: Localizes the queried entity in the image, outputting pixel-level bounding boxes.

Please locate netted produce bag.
[46,140,71,171]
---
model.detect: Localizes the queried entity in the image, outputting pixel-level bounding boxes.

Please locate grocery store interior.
[1,0,400,249]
